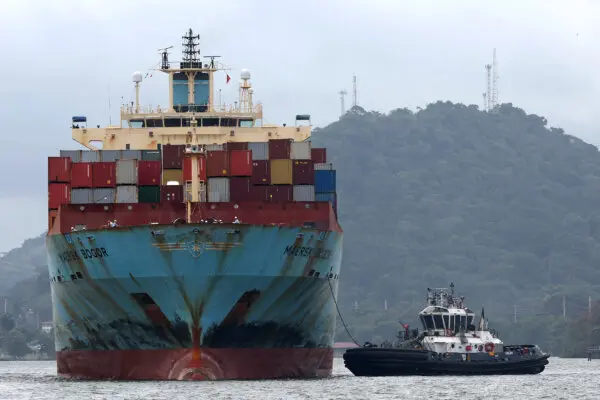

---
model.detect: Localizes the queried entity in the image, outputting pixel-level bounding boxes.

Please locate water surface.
[0,357,595,399]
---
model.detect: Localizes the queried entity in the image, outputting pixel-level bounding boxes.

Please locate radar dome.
[240,69,251,80]
[132,71,143,83]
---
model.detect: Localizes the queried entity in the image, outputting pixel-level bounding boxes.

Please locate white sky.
[0,0,599,251]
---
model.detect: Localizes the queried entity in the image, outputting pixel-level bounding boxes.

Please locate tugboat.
[343,284,550,376]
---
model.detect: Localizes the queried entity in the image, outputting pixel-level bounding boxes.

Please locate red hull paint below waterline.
[57,348,333,380]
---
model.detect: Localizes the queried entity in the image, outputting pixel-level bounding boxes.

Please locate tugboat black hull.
[343,348,550,376]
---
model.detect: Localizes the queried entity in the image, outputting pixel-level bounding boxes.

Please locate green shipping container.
[138,186,161,203]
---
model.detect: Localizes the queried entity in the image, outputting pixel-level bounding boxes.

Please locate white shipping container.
[116,159,138,185]
[206,144,224,151]
[293,185,315,201]
[81,150,100,162]
[70,188,93,204]
[248,142,269,160]
[207,177,230,202]
[314,163,333,170]
[93,188,115,203]
[290,142,311,160]
[116,185,138,203]
[100,150,119,162]
[60,150,82,162]
[183,183,207,202]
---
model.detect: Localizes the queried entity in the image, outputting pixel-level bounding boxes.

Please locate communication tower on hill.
[483,49,499,112]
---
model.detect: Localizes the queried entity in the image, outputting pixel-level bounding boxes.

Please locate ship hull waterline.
[47,222,343,380]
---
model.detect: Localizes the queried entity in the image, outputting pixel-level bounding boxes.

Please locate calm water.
[0,357,596,399]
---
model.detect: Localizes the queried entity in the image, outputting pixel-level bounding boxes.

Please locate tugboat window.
[421,315,435,330]
[443,315,449,329]
[433,314,444,330]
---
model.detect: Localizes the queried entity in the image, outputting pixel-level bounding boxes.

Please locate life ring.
[478,345,483,352]
[484,342,494,352]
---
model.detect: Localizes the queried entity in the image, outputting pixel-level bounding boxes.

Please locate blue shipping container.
[314,170,336,193]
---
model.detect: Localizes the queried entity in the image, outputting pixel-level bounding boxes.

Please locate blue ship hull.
[46,223,343,380]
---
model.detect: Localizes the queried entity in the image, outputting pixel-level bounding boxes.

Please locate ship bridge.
[71,28,311,151]
[419,284,477,333]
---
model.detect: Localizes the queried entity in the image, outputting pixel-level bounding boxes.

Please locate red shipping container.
[249,185,267,201]
[138,161,162,186]
[71,162,93,188]
[48,157,71,183]
[266,185,292,202]
[183,156,207,182]
[48,183,70,209]
[163,144,185,169]
[224,142,248,151]
[161,185,183,203]
[251,160,270,185]
[92,162,116,188]
[206,151,229,177]
[311,148,327,163]
[230,177,251,201]
[230,150,252,177]
[293,160,314,185]
[269,139,291,159]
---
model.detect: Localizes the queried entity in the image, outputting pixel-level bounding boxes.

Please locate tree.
[3,329,30,359]
[0,313,15,333]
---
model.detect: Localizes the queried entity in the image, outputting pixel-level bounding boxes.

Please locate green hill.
[4,101,600,354]
[0,234,45,294]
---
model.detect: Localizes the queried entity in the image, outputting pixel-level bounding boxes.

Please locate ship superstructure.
[46,29,342,380]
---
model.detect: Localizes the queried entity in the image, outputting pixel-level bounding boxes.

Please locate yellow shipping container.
[270,159,293,185]
[162,169,183,185]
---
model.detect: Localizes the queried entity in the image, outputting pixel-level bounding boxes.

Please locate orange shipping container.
[230,150,252,176]
[270,159,293,185]
[48,183,70,209]
[183,156,207,182]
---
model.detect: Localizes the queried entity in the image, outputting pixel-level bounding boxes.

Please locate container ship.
[46,29,342,380]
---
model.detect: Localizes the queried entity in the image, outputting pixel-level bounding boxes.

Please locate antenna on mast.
[352,75,357,107]
[158,45,173,70]
[132,71,143,113]
[181,28,201,69]
[203,55,221,70]
[339,89,347,116]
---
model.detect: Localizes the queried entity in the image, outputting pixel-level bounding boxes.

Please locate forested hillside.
[4,101,600,355]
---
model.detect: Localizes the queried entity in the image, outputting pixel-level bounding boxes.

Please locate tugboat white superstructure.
[417,283,503,357]
[343,284,550,376]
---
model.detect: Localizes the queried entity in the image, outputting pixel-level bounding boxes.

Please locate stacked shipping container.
[48,140,337,217]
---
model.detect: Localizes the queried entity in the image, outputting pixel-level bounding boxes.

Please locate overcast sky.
[0,0,599,251]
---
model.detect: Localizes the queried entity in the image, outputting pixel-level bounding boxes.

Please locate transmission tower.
[482,92,487,111]
[352,75,357,107]
[485,64,492,111]
[491,48,499,109]
[339,89,347,116]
